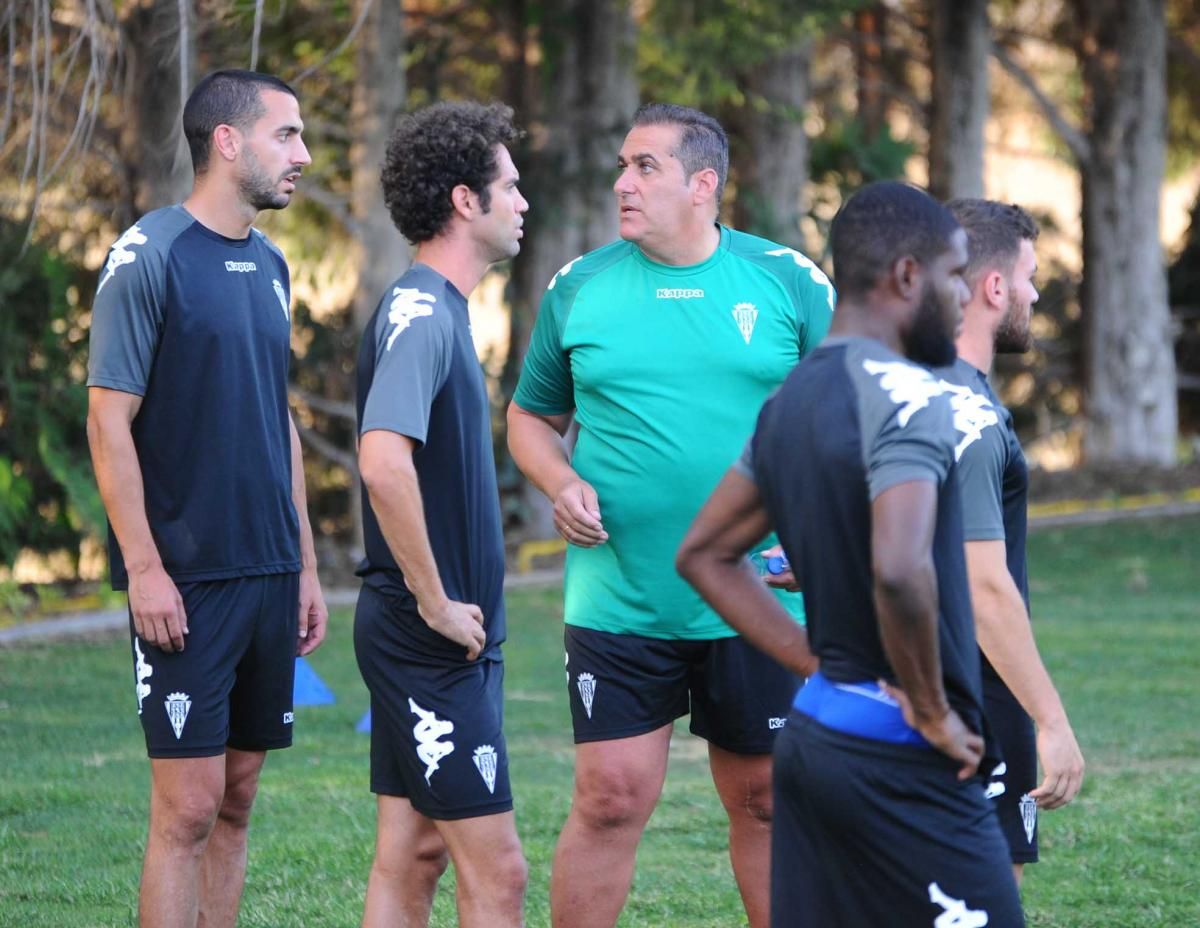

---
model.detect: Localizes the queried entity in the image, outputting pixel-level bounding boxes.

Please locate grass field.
[1,515,1197,927]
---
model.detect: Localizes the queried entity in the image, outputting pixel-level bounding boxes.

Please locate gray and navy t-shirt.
[746,337,987,740]
[87,205,300,590]
[937,357,1030,678]
[355,264,506,662]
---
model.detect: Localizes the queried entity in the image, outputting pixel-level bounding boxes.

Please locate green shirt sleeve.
[513,266,576,415]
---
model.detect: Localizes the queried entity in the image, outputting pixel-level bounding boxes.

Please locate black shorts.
[983,671,1039,863]
[563,625,800,753]
[771,711,1024,928]
[354,585,513,820]
[130,573,299,758]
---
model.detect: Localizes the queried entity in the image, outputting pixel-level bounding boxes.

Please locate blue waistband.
[792,671,931,747]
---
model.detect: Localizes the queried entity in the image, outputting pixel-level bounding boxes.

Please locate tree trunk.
[733,40,813,249]
[1075,0,1177,465]
[854,5,888,142]
[928,0,989,201]
[120,0,194,217]
[501,0,637,538]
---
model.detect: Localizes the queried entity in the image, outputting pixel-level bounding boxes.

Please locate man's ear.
[690,167,719,207]
[212,124,240,163]
[980,268,1006,311]
[450,183,476,221]
[890,255,921,302]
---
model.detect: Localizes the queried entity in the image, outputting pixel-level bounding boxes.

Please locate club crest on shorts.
[576,672,597,719]
[927,882,988,928]
[409,697,455,784]
[732,302,759,345]
[1019,793,1038,844]
[164,692,191,740]
[134,639,153,715]
[473,745,499,794]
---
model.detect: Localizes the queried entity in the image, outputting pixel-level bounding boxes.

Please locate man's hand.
[1030,719,1085,809]
[757,544,801,591]
[552,478,608,547]
[296,567,328,656]
[128,563,188,653]
[419,597,487,660]
[879,679,984,780]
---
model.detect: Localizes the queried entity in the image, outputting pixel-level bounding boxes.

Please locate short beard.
[995,290,1033,354]
[238,148,290,212]
[905,283,958,368]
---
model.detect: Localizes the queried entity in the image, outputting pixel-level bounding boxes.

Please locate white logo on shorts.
[409,697,455,784]
[134,639,153,715]
[576,673,597,719]
[768,717,786,730]
[985,761,1007,800]
[282,711,294,725]
[927,882,989,927]
[473,745,498,794]
[1019,793,1037,844]
[164,692,192,740]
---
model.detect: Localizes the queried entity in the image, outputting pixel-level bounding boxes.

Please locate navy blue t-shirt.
[937,357,1030,679]
[748,337,988,742]
[88,206,300,590]
[355,264,506,662]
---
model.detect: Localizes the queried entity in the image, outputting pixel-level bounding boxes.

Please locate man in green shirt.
[508,103,835,928]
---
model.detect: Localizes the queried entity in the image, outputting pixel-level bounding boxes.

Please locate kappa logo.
[863,359,946,427]
[409,698,455,784]
[765,247,836,312]
[134,639,153,715]
[927,882,989,928]
[657,288,705,299]
[938,380,1000,461]
[985,761,1007,800]
[97,224,148,294]
[225,260,258,273]
[282,711,295,725]
[576,672,597,719]
[732,302,759,345]
[547,256,581,290]
[473,745,499,794]
[386,288,437,350]
[164,692,192,740]
[272,279,290,321]
[768,717,786,730]
[1019,793,1038,844]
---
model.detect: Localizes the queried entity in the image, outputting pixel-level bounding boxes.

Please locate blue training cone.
[293,656,336,706]
[356,708,372,733]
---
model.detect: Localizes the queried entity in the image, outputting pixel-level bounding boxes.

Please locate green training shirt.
[514,225,836,639]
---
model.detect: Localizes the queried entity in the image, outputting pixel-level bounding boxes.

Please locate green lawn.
[1,516,1197,927]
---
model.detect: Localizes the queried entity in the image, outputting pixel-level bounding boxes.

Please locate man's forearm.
[363,460,446,609]
[87,409,161,573]
[875,564,951,723]
[507,405,577,500]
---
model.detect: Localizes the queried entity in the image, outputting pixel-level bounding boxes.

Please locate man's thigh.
[130,575,297,758]
[772,713,1024,928]
[563,625,691,743]
[689,634,801,754]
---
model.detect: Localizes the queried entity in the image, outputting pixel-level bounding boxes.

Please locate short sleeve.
[956,429,1006,541]
[512,278,575,415]
[360,285,453,446]
[87,223,166,396]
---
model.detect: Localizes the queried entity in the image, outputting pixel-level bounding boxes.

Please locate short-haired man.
[508,102,835,927]
[939,198,1084,883]
[87,69,327,928]
[678,181,1025,926]
[354,101,529,928]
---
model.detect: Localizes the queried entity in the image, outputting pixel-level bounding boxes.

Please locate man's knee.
[463,841,527,906]
[714,755,774,825]
[152,787,222,849]
[376,830,450,886]
[574,762,660,831]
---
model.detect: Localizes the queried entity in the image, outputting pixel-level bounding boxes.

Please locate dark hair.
[631,103,729,204]
[380,101,521,244]
[183,70,298,173]
[830,181,961,299]
[946,198,1039,285]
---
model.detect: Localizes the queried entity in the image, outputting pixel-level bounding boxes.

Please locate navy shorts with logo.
[771,710,1024,928]
[983,669,1039,863]
[563,624,800,753]
[354,584,513,821]
[130,572,299,758]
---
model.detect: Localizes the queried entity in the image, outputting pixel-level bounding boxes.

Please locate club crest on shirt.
[97,224,149,294]
[386,288,437,350]
[732,302,759,345]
